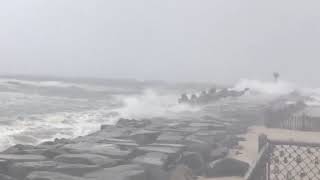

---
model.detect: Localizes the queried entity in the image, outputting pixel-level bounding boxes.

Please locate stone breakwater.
[0,117,253,180]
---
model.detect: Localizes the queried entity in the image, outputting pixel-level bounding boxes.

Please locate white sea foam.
[113,89,200,119]
[0,88,200,150]
[0,78,109,91]
[1,78,320,151]
[0,78,74,88]
[0,107,122,150]
[233,79,297,95]
[232,78,320,106]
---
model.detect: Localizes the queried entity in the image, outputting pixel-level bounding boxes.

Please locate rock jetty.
[178,88,250,105]
[0,117,253,180]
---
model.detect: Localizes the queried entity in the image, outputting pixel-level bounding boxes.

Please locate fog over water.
[2,2,320,180]
[0,76,318,151]
[1,0,320,154]
[0,77,203,150]
[1,1,320,86]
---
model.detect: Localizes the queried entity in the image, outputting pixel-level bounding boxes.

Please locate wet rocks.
[189,123,226,131]
[0,117,253,179]
[3,145,36,154]
[53,163,99,176]
[130,130,161,145]
[41,147,67,159]
[54,153,118,167]
[185,143,215,160]
[206,158,249,177]
[209,147,229,161]
[169,165,195,180]
[0,154,46,162]
[180,152,205,175]
[8,161,57,179]
[98,138,139,149]
[0,174,16,180]
[0,159,9,174]
[61,143,133,159]
[75,127,132,143]
[131,152,172,180]
[144,166,170,180]
[84,164,147,180]
[137,145,183,155]
[157,132,185,144]
[26,171,86,180]
[116,118,151,128]
[132,152,169,168]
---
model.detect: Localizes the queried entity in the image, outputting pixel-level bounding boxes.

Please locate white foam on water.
[0,78,74,88]
[300,88,320,106]
[0,107,123,150]
[2,78,320,151]
[0,78,110,91]
[113,89,200,119]
[233,79,297,95]
[232,78,320,106]
[0,88,200,150]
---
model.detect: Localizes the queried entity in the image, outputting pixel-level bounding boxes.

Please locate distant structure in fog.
[273,72,280,83]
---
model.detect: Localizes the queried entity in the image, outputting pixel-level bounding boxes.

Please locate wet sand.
[235,126,320,164]
[202,126,320,180]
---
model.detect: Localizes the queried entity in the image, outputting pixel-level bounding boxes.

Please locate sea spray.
[232,79,296,95]
[1,78,320,152]
[113,89,200,120]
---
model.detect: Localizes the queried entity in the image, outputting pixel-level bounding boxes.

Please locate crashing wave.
[232,79,296,95]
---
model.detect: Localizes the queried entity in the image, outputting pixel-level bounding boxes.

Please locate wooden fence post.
[258,134,268,180]
[259,134,268,152]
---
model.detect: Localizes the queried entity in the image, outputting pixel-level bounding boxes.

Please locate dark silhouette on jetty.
[179,88,250,105]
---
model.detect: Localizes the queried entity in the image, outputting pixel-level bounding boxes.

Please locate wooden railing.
[264,113,320,132]
[245,134,320,180]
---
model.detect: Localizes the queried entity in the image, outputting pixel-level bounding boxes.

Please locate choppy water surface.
[0,76,319,151]
[0,77,203,150]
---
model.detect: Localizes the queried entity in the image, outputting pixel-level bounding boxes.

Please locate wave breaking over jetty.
[1,76,320,179]
[0,77,320,151]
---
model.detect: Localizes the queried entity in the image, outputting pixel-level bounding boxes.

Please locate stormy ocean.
[0,76,206,150]
[0,75,318,151]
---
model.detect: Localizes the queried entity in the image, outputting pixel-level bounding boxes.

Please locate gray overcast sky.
[0,0,320,86]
